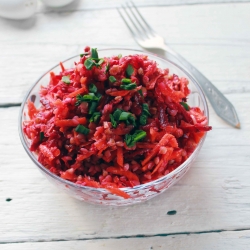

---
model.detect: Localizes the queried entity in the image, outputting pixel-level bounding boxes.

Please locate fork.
[118,2,240,129]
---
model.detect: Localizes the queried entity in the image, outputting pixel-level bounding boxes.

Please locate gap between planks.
[0,103,22,108]
[1,228,250,245]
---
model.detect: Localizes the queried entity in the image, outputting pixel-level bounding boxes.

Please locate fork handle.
[162,46,240,128]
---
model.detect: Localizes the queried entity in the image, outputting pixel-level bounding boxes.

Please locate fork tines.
[117,1,155,39]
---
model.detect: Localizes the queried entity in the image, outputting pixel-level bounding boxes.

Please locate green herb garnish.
[78,93,99,102]
[180,102,190,111]
[138,89,143,97]
[113,109,123,121]
[139,115,147,126]
[91,48,98,59]
[96,58,104,66]
[120,78,136,89]
[62,76,70,85]
[110,109,123,128]
[110,114,117,128]
[75,125,90,135]
[109,76,117,83]
[125,130,146,147]
[142,103,150,116]
[105,62,110,73]
[39,132,44,141]
[118,112,136,126]
[84,58,95,70]
[126,64,134,77]
[95,92,102,100]
[128,115,136,126]
[84,58,104,69]
[120,83,137,90]
[121,78,132,84]
[89,112,101,123]
[89,101,98,114]
[139,103,151,125]
[75,93,99,106]
[88,83,97,93]
[110,109,136,128]
[119,112,132,121]
[118,54,122,59]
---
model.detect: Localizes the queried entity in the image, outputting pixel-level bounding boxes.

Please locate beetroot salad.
[23,47,212,196]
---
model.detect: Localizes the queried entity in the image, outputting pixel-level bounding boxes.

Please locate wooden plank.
[0,3,250,105]
[1,230,250,249]
[36,0,250,12]
[1,1,250,247]
[0,91,249,243]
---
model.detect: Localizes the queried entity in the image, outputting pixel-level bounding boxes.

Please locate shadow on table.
[0,16,37,30]
[42,0,81,14]
[0,0,81,30]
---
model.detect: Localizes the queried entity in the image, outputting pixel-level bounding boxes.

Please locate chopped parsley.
[88,101,98,114]
[84,48,104,70]
[75,93,100,106]
[91,48,98,59]
[120,78,137,90]
[62,76,70,85]
[88,83,97,93]
[39,132,44,141]
[125,130,147,147]
[109,76,117,83]
[180,102,190,111]
[138,89,143,97]
[110,114,117,128]
[75,125,90,135]
[89,112,101,123]
[120,83,137,90]
[105,62,110,73]
[139,103,151,125]
[126,64,134,77]
[110,109,136,128]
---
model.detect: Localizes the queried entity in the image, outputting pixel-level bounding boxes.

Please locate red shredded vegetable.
[23,47,212,198]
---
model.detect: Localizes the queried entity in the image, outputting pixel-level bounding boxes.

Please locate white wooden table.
[0,0,250,249]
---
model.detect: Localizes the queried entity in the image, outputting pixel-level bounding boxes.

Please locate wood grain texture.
[0,3,250,105]
[1,231,250,249]
[36,0,250,12]
[0,96,249,243]
[0,1,250,248]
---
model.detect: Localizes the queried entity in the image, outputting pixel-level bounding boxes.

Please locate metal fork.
[118,2,240,128]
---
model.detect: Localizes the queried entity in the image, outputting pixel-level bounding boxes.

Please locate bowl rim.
[18,48,209,194]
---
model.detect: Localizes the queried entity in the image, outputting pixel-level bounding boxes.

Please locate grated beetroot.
[23,47,212,194]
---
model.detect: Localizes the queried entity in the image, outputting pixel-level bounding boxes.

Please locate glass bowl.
[19,48,209,206]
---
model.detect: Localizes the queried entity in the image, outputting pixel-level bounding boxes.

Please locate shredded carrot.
[49,71,57,85]
[27,100,38,119]
[141,145,160,166]
[82,177,101,188]
[152,148,173,175]
[23,47,212,199]
[105,187,130,199]
[117,147,124,167]
[76,151,95,161]
[80,76,87,87]
[59,62,65,72]
[106,167,139,182]
[55,117,86,127]
[67,86,87,98]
